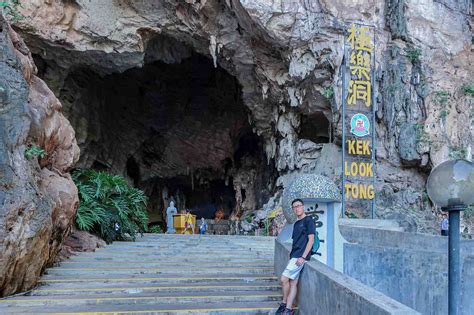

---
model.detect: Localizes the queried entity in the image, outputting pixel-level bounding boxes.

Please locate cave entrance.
[42,53,276,228]
[299,111,330,143]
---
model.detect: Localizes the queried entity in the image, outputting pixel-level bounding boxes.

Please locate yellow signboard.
[342,23,376,217]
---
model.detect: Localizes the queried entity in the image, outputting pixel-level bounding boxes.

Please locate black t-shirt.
[290,216,315,260]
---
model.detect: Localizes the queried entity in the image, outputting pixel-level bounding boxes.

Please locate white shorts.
[282,258,305,280]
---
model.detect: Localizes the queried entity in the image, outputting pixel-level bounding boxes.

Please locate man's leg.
[280,275,290,303]
[286,279,299,309]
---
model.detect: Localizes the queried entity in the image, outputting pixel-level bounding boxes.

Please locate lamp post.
[426,159,474,315]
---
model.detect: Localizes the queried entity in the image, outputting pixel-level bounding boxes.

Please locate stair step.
[95,248,274,253]
[40,274,277,283]
[65,257,274,263]
[44,266,274,276]
[2,234,278,314]
[0,290,281,307]
[58,261,273,268]
[72,252,272,258]
[0,301,281,314]
[30,282,280,296]
[119,237,274,240]
[35,279,280,291]
[132,243,275,247]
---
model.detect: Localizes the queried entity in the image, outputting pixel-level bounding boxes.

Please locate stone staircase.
[0,234,279,314]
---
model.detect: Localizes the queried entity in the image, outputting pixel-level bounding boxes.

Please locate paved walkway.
[0,234,279,314]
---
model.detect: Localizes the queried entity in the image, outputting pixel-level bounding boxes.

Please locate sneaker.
[282,308,295,315]
[276,303,287,314]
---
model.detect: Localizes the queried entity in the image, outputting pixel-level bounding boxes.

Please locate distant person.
[277,199,315,315]
[440,213,449,236]
[199,217,207,235]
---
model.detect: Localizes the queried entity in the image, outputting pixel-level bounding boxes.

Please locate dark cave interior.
[35,53,277,225]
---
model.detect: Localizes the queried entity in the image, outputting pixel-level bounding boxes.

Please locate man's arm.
[296,234,314,266]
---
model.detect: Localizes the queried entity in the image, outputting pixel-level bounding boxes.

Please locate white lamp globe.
[426,159,474,208]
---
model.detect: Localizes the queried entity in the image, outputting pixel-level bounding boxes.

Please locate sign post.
[341,23,376,218]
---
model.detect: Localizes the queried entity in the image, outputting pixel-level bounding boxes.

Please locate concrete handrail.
[274,239,420,315]
[339,224,474,253]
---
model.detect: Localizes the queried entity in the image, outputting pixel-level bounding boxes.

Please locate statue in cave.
[166,201,177,233]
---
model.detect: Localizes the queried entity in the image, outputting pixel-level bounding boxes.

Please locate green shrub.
[448,146,467,160]
[149,225,163,233]
[438,109,449,120]
[0,0,24,22]
[405,47,421,62]
[415,123,429,142]
[322,87,334,100]
[465,204,473,219]
[25,145,46,159]
[73,169,149,243]
[435,91,450,104]
[462,84,474,96]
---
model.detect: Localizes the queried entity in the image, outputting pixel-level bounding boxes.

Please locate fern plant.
[25,145,46,159]
[73,169,149,243]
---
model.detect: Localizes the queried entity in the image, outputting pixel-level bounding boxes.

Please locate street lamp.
[426,159,474,315]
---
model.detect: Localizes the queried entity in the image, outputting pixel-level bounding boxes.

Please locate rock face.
[11,0,472,235]
[0,0,474,296]
[55,228,106,263]
[0,15,79,296]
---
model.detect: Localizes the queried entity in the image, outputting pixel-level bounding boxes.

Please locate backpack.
[311,230,321,256]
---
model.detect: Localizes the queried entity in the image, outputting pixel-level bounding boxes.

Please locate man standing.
[277,199,315,315]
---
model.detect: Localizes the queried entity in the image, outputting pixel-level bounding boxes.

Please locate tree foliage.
[73,169,149,243]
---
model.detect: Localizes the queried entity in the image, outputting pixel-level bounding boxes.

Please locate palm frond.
[73,169,150,243]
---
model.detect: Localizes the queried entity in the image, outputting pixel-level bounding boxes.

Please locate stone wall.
[275,240,419,314]
[341,225,474,315]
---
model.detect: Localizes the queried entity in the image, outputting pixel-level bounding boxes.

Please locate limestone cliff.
[0,0,472,295]
[0,14,79,296]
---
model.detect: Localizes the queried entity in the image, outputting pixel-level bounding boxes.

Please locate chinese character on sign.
[347,24,374,53]
[350,51,371,80]
[348,79,371,107]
